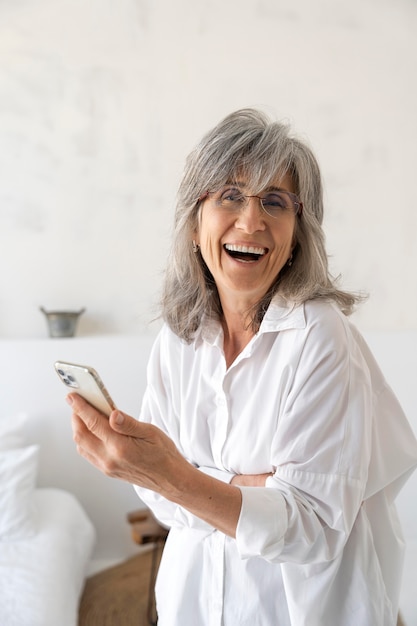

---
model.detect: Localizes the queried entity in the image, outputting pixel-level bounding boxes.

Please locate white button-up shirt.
[135,297,417,626]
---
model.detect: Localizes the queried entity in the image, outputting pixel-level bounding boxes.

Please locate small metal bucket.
[40,307,86,338]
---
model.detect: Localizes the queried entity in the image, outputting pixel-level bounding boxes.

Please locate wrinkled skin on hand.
[68,393,187,494]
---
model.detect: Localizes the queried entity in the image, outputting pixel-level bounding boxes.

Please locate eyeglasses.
[197,186,303,218]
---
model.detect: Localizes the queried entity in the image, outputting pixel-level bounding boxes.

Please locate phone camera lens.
[57,369,65,377]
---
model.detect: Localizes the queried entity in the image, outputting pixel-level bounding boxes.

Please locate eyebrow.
[224,181,290,194]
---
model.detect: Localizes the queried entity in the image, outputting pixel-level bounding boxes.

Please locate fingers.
[71,410,122,477]
[66,393,111,442]
[67,393,178,487]
[71,411,103,459]
[109,410,144,437]
[67,393,142,440]
[68,394,143,477]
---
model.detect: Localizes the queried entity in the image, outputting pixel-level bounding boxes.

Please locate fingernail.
[114,412,124,425]
[66,395,74,405]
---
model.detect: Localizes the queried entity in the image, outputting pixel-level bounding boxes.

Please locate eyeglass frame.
[196,188,303,218]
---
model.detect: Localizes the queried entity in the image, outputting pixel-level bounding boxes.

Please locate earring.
[192,240,200,253]
[287,253,293,267]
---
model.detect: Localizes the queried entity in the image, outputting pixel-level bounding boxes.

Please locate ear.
[291,228,299,250]
[192,224,200,246]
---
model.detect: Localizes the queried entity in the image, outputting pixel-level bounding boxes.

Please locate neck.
[221,304,255,368]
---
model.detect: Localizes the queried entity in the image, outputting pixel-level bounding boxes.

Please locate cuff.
[235,486,288,560]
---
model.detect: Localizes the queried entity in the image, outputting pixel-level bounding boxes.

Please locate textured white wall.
[0,0,416,338]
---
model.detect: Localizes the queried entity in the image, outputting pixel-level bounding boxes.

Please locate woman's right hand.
[68,392,243,538]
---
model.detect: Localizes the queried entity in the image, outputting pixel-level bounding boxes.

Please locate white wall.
[0,0,416,338]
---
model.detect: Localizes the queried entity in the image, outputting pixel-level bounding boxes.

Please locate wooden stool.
[127,510,168,626]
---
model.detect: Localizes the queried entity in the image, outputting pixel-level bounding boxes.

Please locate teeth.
[225,244,266,255]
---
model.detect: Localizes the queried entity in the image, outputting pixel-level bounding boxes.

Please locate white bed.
[0,414,96,626]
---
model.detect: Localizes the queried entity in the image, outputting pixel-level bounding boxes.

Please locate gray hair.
[161,108,362,341]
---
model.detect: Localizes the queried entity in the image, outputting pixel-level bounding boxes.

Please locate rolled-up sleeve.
[236,472,365,564]
[236,486,288,559]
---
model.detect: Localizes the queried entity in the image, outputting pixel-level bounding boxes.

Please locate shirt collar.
[195,296,306,349]
[195,315,224,349]
[259,295,306,333]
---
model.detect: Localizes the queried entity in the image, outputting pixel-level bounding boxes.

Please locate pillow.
[0,444,39,540]
[0,413,28,451]
[0,488,96,626]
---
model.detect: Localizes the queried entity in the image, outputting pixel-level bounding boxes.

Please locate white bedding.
[0,488,96,626]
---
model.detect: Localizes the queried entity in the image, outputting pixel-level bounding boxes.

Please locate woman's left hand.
[231,473,273,487]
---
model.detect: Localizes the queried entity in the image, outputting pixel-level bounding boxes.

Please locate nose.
[235,196,266,233]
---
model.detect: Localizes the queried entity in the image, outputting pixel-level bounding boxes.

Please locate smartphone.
[54,361,116,417]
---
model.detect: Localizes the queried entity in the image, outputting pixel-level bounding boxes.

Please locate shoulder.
[264,296,351,342]
[298,299,359,356]
[286,301,373,395]
[303,299,350,333]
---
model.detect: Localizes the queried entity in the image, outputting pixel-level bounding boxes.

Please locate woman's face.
[195,172,298,309]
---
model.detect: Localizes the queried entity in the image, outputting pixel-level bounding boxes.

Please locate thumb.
[109,411,140,436]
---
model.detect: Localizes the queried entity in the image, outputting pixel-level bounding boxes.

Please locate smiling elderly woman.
[69,109,417,626]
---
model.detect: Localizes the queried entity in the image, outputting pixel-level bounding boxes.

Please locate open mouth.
[224,243,267,262]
